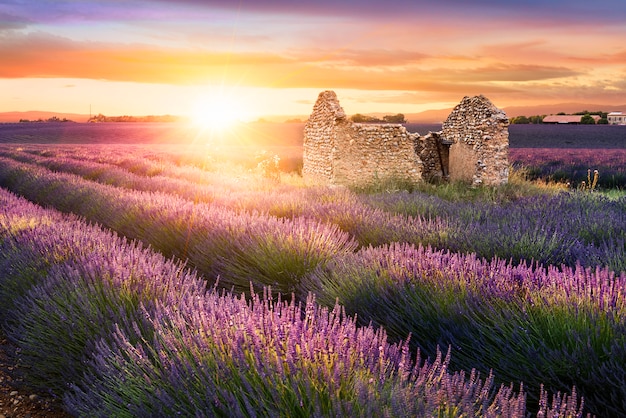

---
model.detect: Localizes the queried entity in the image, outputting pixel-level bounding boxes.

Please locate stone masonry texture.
[443,95,510,186]
[303,90,509,187]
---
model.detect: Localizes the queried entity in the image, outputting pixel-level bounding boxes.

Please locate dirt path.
[0,334,70,417]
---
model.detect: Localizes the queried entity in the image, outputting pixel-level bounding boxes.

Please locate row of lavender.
[0,155,359,295]
[0,188,577,416]
[0,148,625,414]
[510,148,626,189]
[360,190,626,273]
[301,244,626,416]
[1,145,625,273]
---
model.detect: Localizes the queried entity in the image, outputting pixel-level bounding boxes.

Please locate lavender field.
[1,122,625,187]
[511,148,626,189]
[0,127,625,416]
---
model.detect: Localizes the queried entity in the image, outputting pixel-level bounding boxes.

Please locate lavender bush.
[3,145,624,273]
[1,189,584,416]
[0,146,447,250]
[0,157,357,296]
[66,289,561,417]
[361,191,626,272]
[3,145,625,274]
[0,189,206,392]
[511,148,626,189]
[301,242,625,415]
[0,146,226,205]
[0,150,451,253]
[0,200,86,313]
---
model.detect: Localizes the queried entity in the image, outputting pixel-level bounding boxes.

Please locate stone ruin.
[302,91,509,187]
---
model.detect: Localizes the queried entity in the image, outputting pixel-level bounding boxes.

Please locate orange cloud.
[0,32,291,84]
[570,50,626,65]
[1,28,624,111]
[0,33,584,98]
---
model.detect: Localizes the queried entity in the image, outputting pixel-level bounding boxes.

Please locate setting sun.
[190,95,244,131]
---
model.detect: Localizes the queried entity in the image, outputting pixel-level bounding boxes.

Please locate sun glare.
[190,96,243,131]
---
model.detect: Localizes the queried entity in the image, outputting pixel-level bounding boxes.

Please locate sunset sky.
[2,0,626,121]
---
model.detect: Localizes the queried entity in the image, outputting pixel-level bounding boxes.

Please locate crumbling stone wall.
[303,91,509,187]
[303,91,423,185]
[443,95,509,186]
[302,90,345,182]
[332,123,423,185]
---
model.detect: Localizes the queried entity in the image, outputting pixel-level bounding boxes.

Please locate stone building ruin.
[302,90,509,187]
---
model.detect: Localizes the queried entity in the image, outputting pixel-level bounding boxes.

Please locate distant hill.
[3,102,626,124]
[0,111,186,123]
[404,103,626,123]
[403,109,451,123]
[502,103,626,118]
[0,111,91,123]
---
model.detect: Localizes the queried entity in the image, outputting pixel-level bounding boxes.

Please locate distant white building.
[607,111,626,125]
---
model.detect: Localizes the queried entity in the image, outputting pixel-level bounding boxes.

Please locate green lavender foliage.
[1,146,624,274]
[0,156,357,296]
[301,243,625,415]
[0,198,206,393]
[1,189,581,417]
[67,290,532,417]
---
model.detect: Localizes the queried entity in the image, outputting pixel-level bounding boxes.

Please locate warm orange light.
[190,95,244,132]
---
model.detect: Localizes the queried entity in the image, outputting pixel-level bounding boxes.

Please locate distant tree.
[350,113,371,123]
[46,116,72,122]
[557,112,566,115]
[383,113,407,124]
[574,110,605,117]
[510,115,546,124]
[351,113,406,123]
[580,114,596,124]
[510,116,530,124]
[597,117,609,124]
[590,111,607,119]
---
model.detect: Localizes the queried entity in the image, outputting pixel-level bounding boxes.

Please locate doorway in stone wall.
[438,138,453,180]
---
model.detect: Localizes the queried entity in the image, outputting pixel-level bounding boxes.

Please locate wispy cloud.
[0,31,291,82]
[0,11,31,31]
[1,0,626,115]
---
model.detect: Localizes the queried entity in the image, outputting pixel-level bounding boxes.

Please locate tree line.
[88,113,182,123]
[510,111,609,125]
[19,116,74,123]
[350,113,407,124]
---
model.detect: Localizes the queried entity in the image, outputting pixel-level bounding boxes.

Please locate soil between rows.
[0,333,70,418]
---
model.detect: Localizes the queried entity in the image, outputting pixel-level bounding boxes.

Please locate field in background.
[2,121,624,148]
[2,123,624,186]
